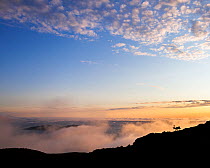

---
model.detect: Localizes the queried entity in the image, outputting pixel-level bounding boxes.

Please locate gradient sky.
[0,0,210,118]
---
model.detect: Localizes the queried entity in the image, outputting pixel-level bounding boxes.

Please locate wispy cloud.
[112,43,156,57]
[108,106,144,111]
[80,60,98,64]
[133,51,156,57]
[0,0,209,61]
[137,100,210,108]
[112,43,126,48]
[108,100,210,111]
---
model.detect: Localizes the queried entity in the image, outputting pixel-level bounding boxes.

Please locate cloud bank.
[109,100,210,111]
[0,0,209,61]
[0,116,204,153]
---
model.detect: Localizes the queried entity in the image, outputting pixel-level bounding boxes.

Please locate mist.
[0,116,205,153]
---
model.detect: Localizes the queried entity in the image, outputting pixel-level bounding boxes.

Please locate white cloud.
[163,45,209,61]
[193,1,201,6]
[0,0,209,61]
[112,43,127,48]
[120,4,127,12]
[198,42,210,50]
[180,5,197,15]
[134,51,156,57]
[129,0,141,6]
[80,60,98,64]
[191,21,209,37]
[141,1,150,8]
[132,8,140,24]
[129,45,139,50]
[142,10,153,16]
[50,0,62,6]
[155,0,191,9]
[172,34,208,44]
[150,46,165,52]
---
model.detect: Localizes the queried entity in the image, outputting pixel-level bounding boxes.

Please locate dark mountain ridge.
[1,121,210,165]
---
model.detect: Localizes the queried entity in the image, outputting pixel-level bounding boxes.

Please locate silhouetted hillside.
[1,121,210,165]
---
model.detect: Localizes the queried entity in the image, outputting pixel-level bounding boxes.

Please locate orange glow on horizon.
[1,105,210,119]
[106,106,210,119]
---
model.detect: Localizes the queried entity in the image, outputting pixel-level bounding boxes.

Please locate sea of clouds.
[0,116,205,153]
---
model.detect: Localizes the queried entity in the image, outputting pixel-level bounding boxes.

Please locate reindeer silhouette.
[173,125,181,131]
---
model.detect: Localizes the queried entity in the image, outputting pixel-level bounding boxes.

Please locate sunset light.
[0,0,210,159]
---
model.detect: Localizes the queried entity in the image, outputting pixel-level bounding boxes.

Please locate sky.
[0,0,210,119]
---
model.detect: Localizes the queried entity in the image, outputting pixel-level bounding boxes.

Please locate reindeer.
[173,125,181,131]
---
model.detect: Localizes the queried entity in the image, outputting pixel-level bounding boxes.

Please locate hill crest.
[1,121,210,164]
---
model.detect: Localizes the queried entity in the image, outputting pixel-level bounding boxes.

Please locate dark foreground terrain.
[1,121,210,165]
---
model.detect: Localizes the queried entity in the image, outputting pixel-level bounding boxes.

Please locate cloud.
[172,34,207,44]
[129,0,141,6]
[134,51,156,56]
[0,0,108,37]
[0,118,114,153]
[132,8,140,24]
[137,100,210,109]
[117,118,204,145]
[0,116,204,153]
[141,1,150,8]
[113,45,156,57]
[108,106,144,111]
[0,0,209,61]
[80,60,98,64]
[112,43,126,48]
[198,42,210,50]
[154,0,191,9]
[152,42,209,61]
[191,21,208,37]
[109,100,210,111]
[165,100,210,108]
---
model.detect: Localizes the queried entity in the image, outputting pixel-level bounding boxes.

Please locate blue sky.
[0,0,210,118]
